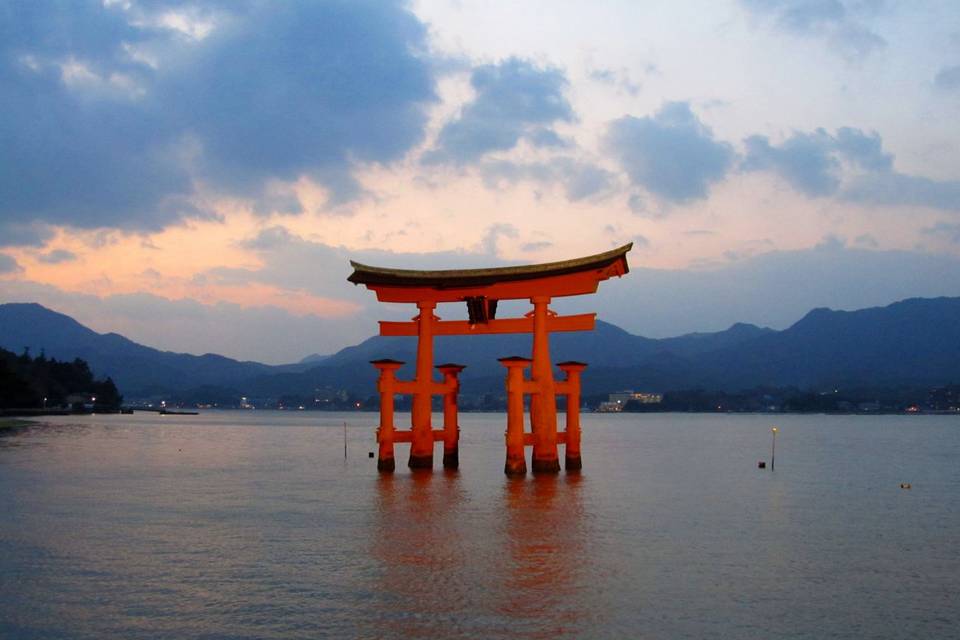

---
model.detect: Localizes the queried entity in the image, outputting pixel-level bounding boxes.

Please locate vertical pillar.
[410,301,437,469]
[529,296,560,473]
[436,363,466,469]
[499,357,531,476]
[371,359,404,473]
[558,361,587,471]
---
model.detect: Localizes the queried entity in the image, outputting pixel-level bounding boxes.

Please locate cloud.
[742,130,841,196]
[742,126,960,210]
[521,241,553,252]
[854,234,878,248]
[741,0,886,59]
[0,254,21,274]
[934,65,960,91]
[480,223,519,257]
[37,249,78,264]
[480,158,616,202]
[527,127,572,149]
[921,222,960,243]
[588,66,641,95]
[0,0,437,232]
[842,173,960,211]
[0,222,55,248]
[223,225,515,315]
[605,102,735,203]
[423,57,574,165]
[743,126,893,196]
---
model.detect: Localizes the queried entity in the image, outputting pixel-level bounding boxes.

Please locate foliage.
[0,347,122,410]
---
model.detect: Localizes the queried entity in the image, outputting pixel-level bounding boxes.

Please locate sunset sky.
[2,0,960,363]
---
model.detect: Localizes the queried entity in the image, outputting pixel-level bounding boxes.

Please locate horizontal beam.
[387,429,569,445]
[380,313,596,337]
[382,430,448,443]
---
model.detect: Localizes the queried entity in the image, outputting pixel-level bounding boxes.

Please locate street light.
[771,427,778,471]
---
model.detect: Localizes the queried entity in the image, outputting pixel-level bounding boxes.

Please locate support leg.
[409,303,436,469]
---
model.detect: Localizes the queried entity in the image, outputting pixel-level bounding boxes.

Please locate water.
[1,412,958,639]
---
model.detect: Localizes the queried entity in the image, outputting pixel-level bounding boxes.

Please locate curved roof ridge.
[348,243,632,288]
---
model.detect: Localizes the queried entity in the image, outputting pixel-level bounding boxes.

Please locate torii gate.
[347,243,631,475]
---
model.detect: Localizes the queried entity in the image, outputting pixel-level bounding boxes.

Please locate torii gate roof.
[348,243,632,303]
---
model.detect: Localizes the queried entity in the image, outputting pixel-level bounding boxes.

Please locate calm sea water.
[1,411,958,639]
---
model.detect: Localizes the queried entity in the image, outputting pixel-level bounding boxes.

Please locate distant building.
[598,390,662,412]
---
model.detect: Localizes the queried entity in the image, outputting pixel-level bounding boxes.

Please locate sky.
[2,0,960,364]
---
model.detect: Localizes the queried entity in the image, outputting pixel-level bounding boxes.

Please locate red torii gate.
[347,243,632,475]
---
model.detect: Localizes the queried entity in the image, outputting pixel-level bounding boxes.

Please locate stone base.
[377,457,395,473]
[408,453,434,469]
[565,454,582,472]
[442,450,459,469]
[531,457,561,474]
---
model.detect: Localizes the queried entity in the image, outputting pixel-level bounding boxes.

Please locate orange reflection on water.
[369,470,595,639]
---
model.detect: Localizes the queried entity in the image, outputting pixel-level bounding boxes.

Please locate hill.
[2,298,959,402]
[0,303,287,396]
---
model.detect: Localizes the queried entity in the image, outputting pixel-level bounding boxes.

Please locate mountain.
[280,297,960,396]
[0,303,282,396]
[2,298,959,400]
[692,297,960,390]
[299,353,331,365]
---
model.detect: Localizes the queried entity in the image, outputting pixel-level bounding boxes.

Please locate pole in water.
[771,426,778,471]
[344,421,348,459]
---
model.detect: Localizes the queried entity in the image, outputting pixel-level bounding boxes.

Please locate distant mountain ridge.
[0,303,310,395]
[2,297,959,398]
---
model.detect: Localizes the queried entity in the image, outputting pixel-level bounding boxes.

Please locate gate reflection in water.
[368,470,594,639]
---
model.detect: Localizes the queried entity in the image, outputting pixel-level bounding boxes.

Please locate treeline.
[0,347,122,410]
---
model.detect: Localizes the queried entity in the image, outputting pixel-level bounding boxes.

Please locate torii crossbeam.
[347,243,632,475]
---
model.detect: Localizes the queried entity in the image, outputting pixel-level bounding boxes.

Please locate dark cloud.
[934,65,960,91]
[741,0,886,59]
[853,234,878,248]
[843,173,960,211]
[527,127,572,149]
[743,130,840,196]
[921,222,960,243]
[741,126,959,209]
[223,225,514,311]
[480,223,519,256]
[0,222,55,248]
[1,0,436,232]
[423,58,573,165]
[587,66,641,95]
[742,126,896,194]
[0,254,21,274]
[480,158,616,202]
[161,1,435,204]
[605,102,735,203]
[520,241,553,252]
[834,127,893,171]
[241,226,299,251]
[37,249,78,264]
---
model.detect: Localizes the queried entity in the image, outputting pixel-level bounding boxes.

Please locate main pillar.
[437,363,465,469]
[558,361,587,471]
[409,302,436,469]
[372,359,404,473]
[529,296,560,473]
[500,357,531,476]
